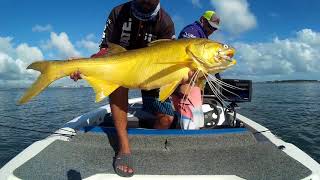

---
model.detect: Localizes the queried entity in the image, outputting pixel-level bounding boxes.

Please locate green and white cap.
[202,11,220,29]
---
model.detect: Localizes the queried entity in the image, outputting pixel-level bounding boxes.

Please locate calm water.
[0,83,319,168]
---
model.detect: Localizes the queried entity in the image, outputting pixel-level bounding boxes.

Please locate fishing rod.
[0,115,75,137]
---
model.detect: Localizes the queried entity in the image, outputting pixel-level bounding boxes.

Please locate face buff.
[131,1,161,21]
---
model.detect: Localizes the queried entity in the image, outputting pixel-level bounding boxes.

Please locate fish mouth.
[219,49,235,62]
[210,49,236,70]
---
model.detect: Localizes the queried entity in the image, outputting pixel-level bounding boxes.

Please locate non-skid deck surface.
[13,129,311,180]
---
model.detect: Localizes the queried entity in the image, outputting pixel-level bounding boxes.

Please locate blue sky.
[0,0,320,87]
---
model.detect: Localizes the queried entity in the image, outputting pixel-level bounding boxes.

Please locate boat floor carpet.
[13,130,311,180]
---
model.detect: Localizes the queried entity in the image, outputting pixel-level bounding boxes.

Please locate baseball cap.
[202,11,220,29]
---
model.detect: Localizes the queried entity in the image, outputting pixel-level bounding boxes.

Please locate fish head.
[187,40,236,73]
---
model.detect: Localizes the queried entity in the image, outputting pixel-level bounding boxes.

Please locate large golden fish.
[18,38,236,104]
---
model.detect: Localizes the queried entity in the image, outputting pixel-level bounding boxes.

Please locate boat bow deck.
[13,127,311,180]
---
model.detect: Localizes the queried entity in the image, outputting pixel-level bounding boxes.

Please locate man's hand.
[70,70,82,81]
[68,57,83,81]
[91,48,108,58]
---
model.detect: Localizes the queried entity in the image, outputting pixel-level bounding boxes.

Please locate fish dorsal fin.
[159,81,180,102]
[107,42,127,55]
[80,75,119,102]
[148,39,172,46]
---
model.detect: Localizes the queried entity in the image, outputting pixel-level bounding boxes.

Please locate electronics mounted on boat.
[204,79,252,103]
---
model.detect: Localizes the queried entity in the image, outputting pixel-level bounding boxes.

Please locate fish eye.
[223,44,229,49]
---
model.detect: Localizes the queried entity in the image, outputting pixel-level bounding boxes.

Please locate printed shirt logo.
[144,33,154,42]
[120,18,132,47]
[182,32,196,38]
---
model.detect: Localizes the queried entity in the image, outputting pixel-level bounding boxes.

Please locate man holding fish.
[71,0,175,177]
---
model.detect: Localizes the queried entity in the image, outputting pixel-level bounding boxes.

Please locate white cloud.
[190,0,202,8]
[211,0,257,34]
[47,32,81,58]
[77,40,99,53]
[84,34,96,41]
[32,24,53,32]
[0,37,43,86]
[297,29,320,46]
[0,37,14,55]
[226,29,320,80]
[76,34,99,54]
[16,43,44,63]
[0,32,97,87]
[0,53,36,81]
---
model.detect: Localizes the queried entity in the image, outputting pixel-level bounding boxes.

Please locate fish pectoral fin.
[80,75,119,102]
[159,81,180,102]
[148,39,172,46]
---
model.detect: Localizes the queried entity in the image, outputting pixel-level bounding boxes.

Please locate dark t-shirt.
[99,2,175,96]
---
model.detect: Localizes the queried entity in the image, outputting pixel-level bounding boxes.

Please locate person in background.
[70,0,175,177]
[172,11,220,130]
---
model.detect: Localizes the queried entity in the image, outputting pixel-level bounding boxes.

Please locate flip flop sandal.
[113,154,135,177]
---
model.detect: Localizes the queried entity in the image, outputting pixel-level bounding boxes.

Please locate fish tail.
[18,61,65,105]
